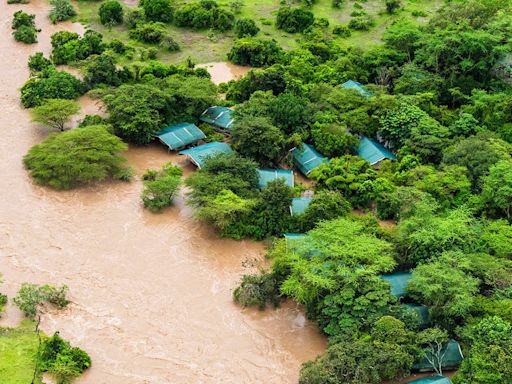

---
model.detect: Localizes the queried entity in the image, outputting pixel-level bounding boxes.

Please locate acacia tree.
[23,125,132,189]
[30,99,80,131]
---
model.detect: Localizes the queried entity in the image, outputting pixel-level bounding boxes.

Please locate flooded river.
[196,62,252,85]
[0,2,325,383]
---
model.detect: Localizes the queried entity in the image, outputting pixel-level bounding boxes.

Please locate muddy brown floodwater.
[196,62,252,85]
[0,2,326,383]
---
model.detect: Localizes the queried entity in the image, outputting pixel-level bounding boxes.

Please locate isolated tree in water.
[30,99,80,131]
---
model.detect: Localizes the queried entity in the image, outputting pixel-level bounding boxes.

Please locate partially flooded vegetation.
[2,0,512,383]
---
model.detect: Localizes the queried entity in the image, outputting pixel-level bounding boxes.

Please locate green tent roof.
[413,340,464,371]
[257,169,294,189]
[406,303,430,328]
[381,272,412,298]
[156,122,206,151]
[290,197,312,216]
[356,136,396,165]
[292,144,328,176]
[200,106,235,129]
[341,80,372,97]
[179,142,233,168]
[405,375,452,384]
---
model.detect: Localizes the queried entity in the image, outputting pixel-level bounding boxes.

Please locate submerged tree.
[23,125,132,189]
[30,99,80,131]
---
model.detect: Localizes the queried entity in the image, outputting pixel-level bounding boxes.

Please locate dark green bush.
[227,38,284,67]
[20,67,84,108]
[234,18,260,38]
[13,25,38,44]
[333,24,351,37]
[174,0,234,31]
[28,53,52,73]
[50,30,105,64]
[141,163,182,212]
[276,7,315,33]
[140,0,174,22]
[99,0,124,25]
[129,22,166,43]
[233,272,281,309]
[12,10,35,29]
[349,14,374,30]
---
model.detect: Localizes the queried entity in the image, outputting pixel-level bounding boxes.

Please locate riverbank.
[0,1,326,383]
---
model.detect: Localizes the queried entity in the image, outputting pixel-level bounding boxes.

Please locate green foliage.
[408,253,479,329]
[385,0,401,14]
[99,0,123,25]
[84,53,125,87]
[480,160,512,219]
[50,30,105,65]
[141,163,182,212]
[376,186,437,221]
[12,11,38,44]
[454,316,512,384]
[174,0,235,31]
[49,0,76,24]
[227,38,284,67]
[442,134,511,189]
[395,207,479,266]
[231,115,285,166]
[276,7,315,33]
[140,0,173,22]
[12,10,35,29]
[30,99,80,131]
[23,125,131,189]
[233,272,281,309]
[129,22,166,43]
[234,18,260,38]
[28,52,52,74]
[20,67,84,108]
[349,14,374,31]
[13,283,69,318]
[299,190,351,232]
[310,155,380,207]
[39,332,91,384]
[312,122,358,157]
[300,320,414,384]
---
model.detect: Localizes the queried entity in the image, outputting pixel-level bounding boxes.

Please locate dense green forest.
[8,0,512,382]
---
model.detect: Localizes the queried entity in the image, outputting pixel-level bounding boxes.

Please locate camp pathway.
[0,1,326,383]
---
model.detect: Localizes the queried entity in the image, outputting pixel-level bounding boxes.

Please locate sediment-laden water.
[0,2,326,383]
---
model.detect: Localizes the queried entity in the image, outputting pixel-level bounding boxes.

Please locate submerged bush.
[233,272,281,309]
[13,283,69,318]
[234,18,260,38]
[141,163,182,212]
[23,125,132,189]
[49,0,77,24]
[12,11,38,44]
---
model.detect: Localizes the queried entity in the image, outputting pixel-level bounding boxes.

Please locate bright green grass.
[75,0,444,65]
[0,320,42,384]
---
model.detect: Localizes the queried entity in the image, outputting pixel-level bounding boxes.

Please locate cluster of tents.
[156,82,397,216]
[156,83,459,382]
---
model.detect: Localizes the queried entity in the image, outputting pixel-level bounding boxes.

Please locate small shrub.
[12,10,35,29]
[78,114,108,127]
[350,10,366,17]
[260,18,272,25]
[229,0,243,14]
[348,14,374,30]
[140,0,174,22]
[276,6,315,33]
[39,332,91,383]
[7,0,30,3]
[174,0,235,31]
[228,38,284,67]
[108,38,127,53]
[332,24,351,37]
[129,22,166,43]
[411,9,427,17]
[141,163,182,212]
[385,0,401,14]
[332,0,343,8]
[49,0,77,24]
[0,293,7,315]
[234,18,260,38]
[13,25,38,44]
[99,0,124,25]
[125,8,145,29]
[233,272,281,309]
[28,52,52,73]
[161,34,180,51]
[13,283,70,318]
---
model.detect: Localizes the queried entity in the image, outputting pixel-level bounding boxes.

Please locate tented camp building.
[291,144,328,176]
[257,169,294,189]
[200,106,235,130]
[156,123,206,151]
[179,142,233,169]
[356,136,396,166]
